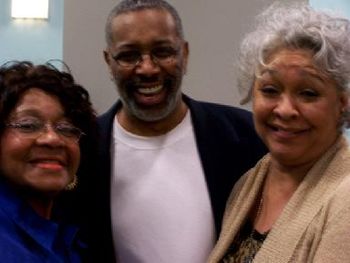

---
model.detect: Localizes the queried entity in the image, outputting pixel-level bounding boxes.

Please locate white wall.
[64,0,306,113]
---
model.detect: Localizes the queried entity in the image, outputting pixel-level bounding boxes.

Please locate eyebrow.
[258,66,327,84]
[115,40,176,50]
[10,109,67,120]
[10,109,42,117]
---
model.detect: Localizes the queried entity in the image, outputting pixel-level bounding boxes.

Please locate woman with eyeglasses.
[0,61,96,262]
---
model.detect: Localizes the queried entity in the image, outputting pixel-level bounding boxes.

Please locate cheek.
[252,100,268,137]
[0,136,29,179]
[68,145,81,173]
[115,67,133,80]
[302,101,339,127]
[253,97,271,121]
[161,60,184,78]
[0,134,26,160]
[174,61,185,76]
[252,97,279,142]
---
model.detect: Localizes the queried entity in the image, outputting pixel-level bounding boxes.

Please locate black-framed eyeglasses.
[6,119,85,143]
[112,46,180,69]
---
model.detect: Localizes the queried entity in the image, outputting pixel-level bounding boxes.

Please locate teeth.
[35,159,62,165]
[138,85,163,95]
[277,128,302,134]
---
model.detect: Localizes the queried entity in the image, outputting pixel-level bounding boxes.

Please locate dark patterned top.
[220,221,268,263]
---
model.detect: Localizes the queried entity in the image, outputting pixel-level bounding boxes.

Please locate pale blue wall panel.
[0,0,63,65]
[310,0,350,18]
[310,0,350,139]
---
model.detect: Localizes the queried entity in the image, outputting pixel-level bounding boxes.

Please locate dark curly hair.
[0,61,97,189]
[0,61,95,131]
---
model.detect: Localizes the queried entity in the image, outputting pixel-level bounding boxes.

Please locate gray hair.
[238,2,350,104]
[105,0,184,46]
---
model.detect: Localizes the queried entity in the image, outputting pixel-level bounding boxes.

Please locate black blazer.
[87,95,266,262]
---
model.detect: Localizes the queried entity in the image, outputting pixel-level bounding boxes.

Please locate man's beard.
[115,75,183,122]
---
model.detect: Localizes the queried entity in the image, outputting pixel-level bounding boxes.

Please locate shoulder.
[225,155,269,207]
[0,209,35,260]
[324,142,350,214]
[185,95,252,118]
[184,95,256,133]
[184,95,266,155]
[97,101,121,136]
[326,174,350,214]
[317,160,350,230]
[310,171,350,261]
[98,101,121,124]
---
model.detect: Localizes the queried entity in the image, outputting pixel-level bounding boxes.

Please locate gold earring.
[65,175,78,190]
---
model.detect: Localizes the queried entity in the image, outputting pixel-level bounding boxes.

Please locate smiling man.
[104,5,188,135]
[88,0,266,262]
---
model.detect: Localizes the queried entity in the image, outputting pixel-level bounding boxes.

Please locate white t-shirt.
[110,111,216,263]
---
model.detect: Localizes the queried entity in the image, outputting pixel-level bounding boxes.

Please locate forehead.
[260,49,325,79]
[266,49,314,68]
[12,88,63,116]
[110,9,179,47]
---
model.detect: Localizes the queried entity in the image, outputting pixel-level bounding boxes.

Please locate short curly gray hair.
[238,2,350,106]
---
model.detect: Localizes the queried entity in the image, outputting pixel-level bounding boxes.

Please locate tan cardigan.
[208,136,350,263]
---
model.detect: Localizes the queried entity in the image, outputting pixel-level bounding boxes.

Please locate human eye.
[152,46,177,59]
[9,118,42,133]
[113,50,140,64]
[299,88,319,100]
[55,123,83,139]
[258,85,280,97]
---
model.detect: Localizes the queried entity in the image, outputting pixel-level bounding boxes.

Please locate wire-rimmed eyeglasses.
[112,45,180,69]
[6,119,85,143]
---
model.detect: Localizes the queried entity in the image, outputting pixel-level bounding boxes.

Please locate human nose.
[273,95,299,119]
[36,124,65,146]
[135,54,160,76]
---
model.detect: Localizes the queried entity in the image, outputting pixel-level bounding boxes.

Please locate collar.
[0,178,80,251]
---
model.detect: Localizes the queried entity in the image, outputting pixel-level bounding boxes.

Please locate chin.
[130,99,178,122]
[271,150,312,166]
[32,180,71,195]
[136,108,173,122]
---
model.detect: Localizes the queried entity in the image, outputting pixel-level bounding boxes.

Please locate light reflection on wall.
[11,0,49,19]
[0,0,63,65]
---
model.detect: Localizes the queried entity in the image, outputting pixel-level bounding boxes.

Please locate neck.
[117,100,188,136]
[253,159,313,233]
[263,159,314,206]
[269,158,315,189]
[27,196,54,219]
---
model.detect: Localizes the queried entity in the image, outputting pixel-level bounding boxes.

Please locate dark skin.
[104,9,189,136]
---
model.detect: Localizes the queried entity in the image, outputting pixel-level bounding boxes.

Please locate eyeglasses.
[6,119,85,143]
[112,46,180,68]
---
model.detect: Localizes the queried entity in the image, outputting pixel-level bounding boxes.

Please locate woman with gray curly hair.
[208,3,350,263]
